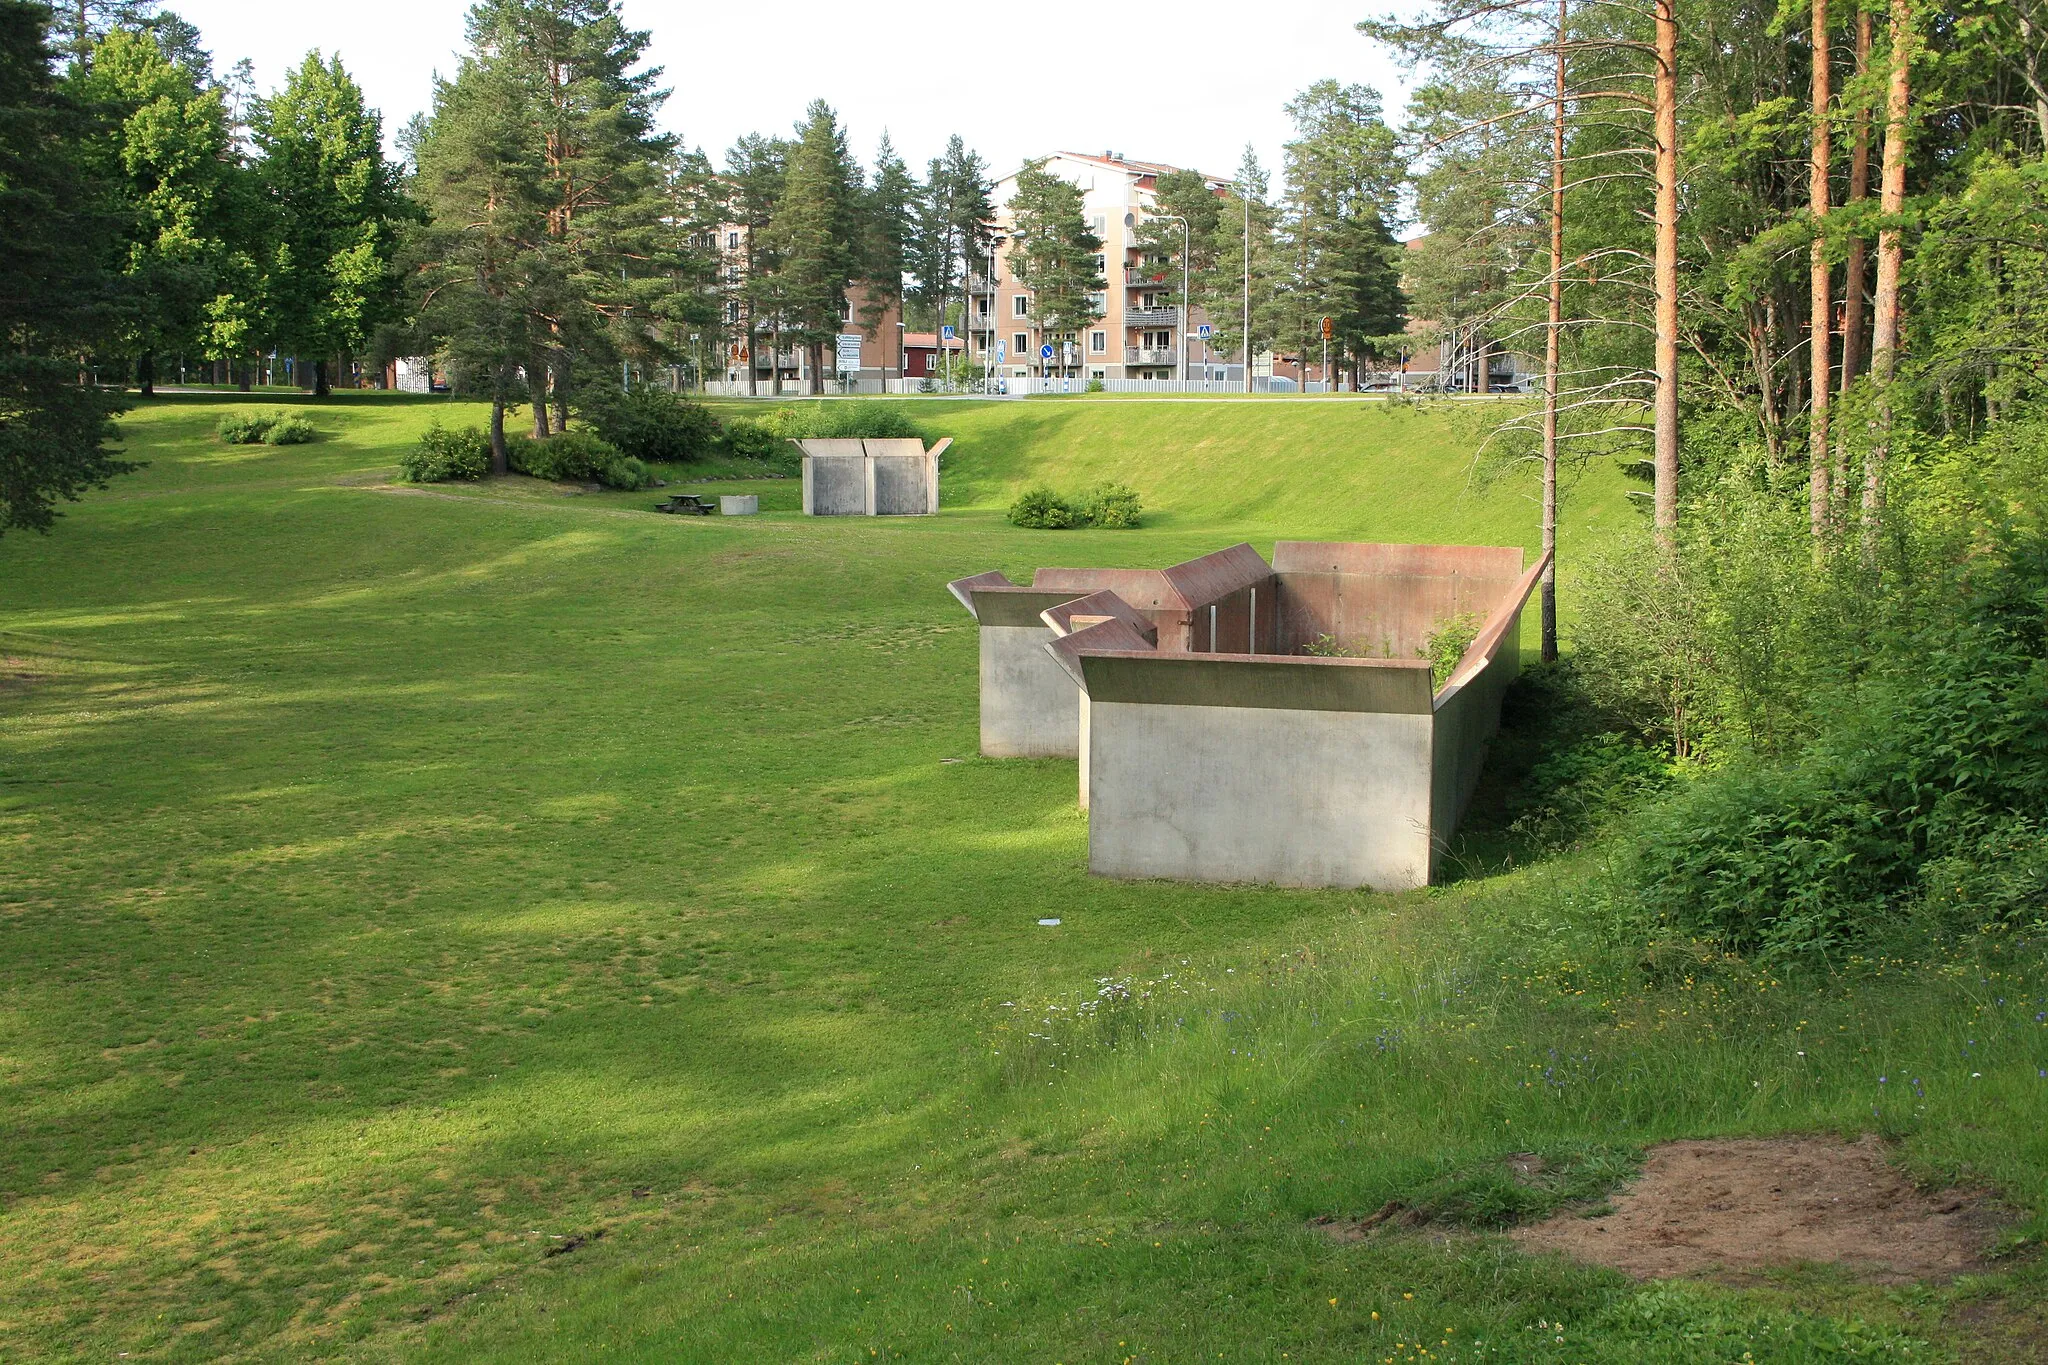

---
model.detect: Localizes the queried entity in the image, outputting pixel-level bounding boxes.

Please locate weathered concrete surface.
[719,494,759,515]
[1426,555,1544,868]
[979,625,1082,757]
[1271,542,1526,659]
[798,438,949,516]
[1086,700,1435,889]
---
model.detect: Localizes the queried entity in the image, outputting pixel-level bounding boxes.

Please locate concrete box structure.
[948,542,1547,890]
[798,438,950,516]
[719,494,759,516]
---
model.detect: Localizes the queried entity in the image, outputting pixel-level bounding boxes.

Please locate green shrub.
[1082,481,1141,528]
[1086,378,1105,393]
[721,416,787,461]
[583,387,721,463]
[264,414,315,445]
[1007,485,1079,529]
[604,455,652,491]
[217,411,280,444]
[1420,611,1484,689]
[509,428,624,483]
[1623,525,2048,957]
[398,423,490,482]
[766,401,928,442]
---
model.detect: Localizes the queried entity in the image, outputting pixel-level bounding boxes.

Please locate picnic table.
[655,493,715,515]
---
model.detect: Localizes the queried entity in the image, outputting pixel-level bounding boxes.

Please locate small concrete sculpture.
[798,438,951,516]
[947,541,1548,891]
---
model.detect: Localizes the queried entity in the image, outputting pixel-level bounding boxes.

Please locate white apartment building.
[975,152,1232,382]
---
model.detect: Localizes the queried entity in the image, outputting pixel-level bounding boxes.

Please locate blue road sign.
[1039,343,1055,360]
[1198,323,1213,338]
[995,341,1007,363]
[941,324,954,340]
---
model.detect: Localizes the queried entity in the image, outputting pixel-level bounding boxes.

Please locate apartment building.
[974,152,1232,382]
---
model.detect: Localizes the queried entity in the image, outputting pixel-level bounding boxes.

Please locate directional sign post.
[995,341,1007,364]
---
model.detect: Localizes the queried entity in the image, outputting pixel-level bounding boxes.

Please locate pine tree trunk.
[489,386,509,476]
[551,349,569,433]
[1864,0,1912,550]
[313,357,331,399]
[1652,0,1682,539]
[1808,0,1833,544]
[1541,0,1567,663]
[1839,6,1874,397]
[529,349,551,438]
[137,351,154,396]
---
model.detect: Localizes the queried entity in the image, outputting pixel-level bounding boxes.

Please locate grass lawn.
[1,393,2043,1361]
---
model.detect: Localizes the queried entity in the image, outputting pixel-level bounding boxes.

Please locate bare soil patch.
[1514,1134,2003,1284]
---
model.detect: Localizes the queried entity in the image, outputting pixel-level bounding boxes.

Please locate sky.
[170,0,1420,197]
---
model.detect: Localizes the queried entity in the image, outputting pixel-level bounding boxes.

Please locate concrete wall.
[1087,700,1435,890]
[871,454,929,515]
[803,451,868,516]
[980,624,1083,757]
[1271,543,1526,658]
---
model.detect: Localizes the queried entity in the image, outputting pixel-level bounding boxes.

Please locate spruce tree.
[769,100,858,393]
[0,0,133,533]
[249,52,410,396]
[859,132,915,338]
[723,133,786,394]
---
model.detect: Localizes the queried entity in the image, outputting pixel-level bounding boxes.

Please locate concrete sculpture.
[798,437,951,516]
[947,541,1547,891]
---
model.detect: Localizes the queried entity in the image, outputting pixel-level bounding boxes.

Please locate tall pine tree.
[768,100,858,393]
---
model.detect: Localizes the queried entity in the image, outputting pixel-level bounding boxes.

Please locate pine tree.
[0,0,134,533]
[1005,161,1104,377]
[723,133,785,394]
[908,135,991,349]
[769,100,858,393]
[249,52,410,396]
[858,133,914,338]
[1280,81,1407,381]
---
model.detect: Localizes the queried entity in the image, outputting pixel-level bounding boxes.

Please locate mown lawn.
[1,394,2043,1361]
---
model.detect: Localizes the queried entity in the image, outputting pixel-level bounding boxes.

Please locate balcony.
[1124,306,1180,327]
[1124,265,1172,286]
[1125,346,1180,366]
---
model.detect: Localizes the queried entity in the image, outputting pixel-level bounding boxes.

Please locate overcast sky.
[170,0,1419,201]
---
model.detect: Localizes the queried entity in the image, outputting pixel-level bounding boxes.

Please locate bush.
[1082,481,1142,528]
[1009,482,1143,531]
[217,410,280,444]
[508,428,624,483]
[1420,611,1484,689]
[1622,523,2048,957]
[721,416,787,461]
[583,387,721,463]
[605,455,652,491]
[398,423,490,482]
[760,401,928,442]
[264,414,315,445]
[1007,486,1079,529]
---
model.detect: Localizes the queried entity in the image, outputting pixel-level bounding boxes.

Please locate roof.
[903,332,966,350]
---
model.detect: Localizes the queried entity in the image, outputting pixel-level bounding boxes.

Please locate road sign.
[941,324,954,340]
[835,333,862,373]
[1039,343,1054,360]
[1198,324,1213,339]
[1321,316,1334,340]
[995,341,1007,363]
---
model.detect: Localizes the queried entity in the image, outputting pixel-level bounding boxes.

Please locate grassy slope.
[0,395,2040,1362]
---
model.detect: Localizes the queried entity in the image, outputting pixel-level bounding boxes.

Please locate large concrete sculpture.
[947,542,1547,890]
[798,437,951,516]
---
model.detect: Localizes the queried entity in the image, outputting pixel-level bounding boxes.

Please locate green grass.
[0,394,2042,1361]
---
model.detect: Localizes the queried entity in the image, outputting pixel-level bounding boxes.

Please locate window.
[841,299,853,322]
[1012,332,1029,356]
[727,301,740,322]
[1090,331,1106,354]
[726,266,740,283]
[1012,294,1030,318]
[726,231,739,250]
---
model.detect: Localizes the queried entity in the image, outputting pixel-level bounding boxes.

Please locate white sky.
[170,0,1419,204]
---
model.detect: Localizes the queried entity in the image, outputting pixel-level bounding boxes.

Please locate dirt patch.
[1513,1134,2002,1284]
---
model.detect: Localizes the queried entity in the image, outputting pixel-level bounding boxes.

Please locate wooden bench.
[655,494,715,515]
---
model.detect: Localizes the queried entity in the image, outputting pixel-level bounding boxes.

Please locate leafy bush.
[1081,481,1142,528]
[508,428,629,484]
[1009,482,1142,530]
[264,414,314,445]
[217,411,280,444]
[606,455,652,490]
[583,387,721,463]
[720,416,787,461]
[398,423,490,482]
[1420,611,1483,688]
[1007,486,1079,529]
[1622,524,2048,956]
